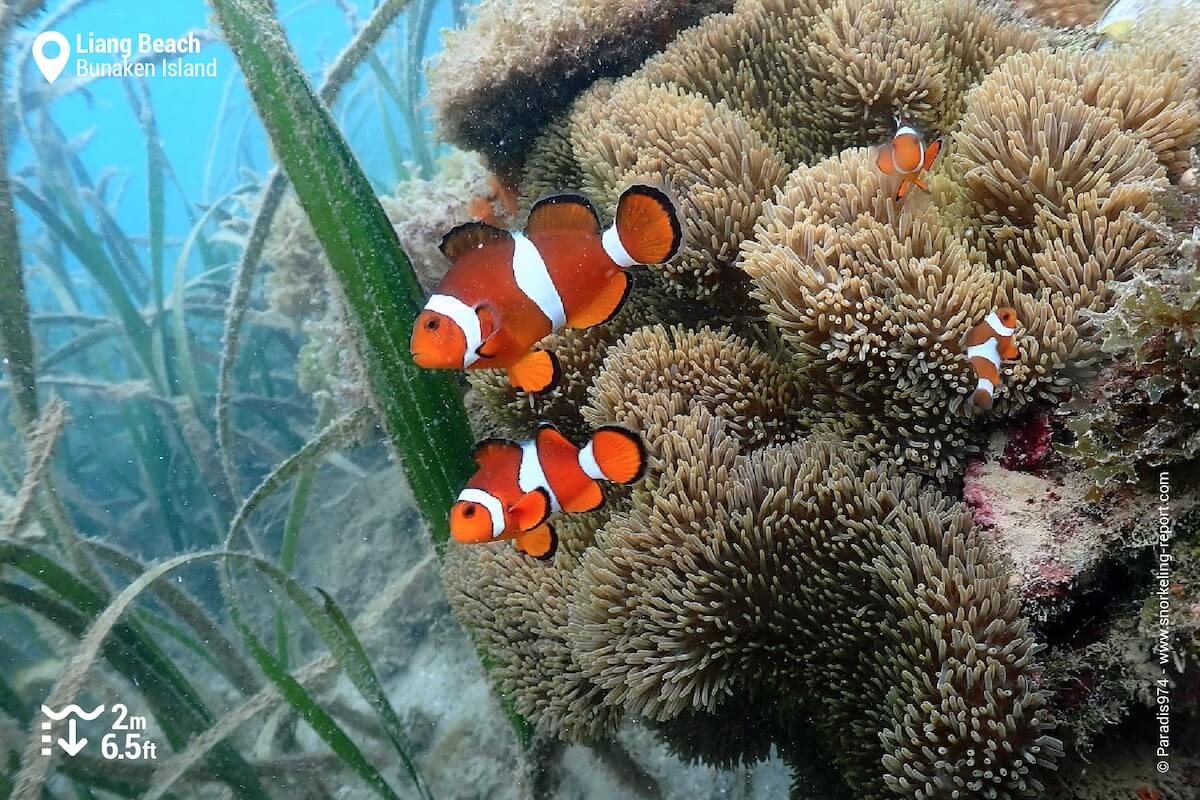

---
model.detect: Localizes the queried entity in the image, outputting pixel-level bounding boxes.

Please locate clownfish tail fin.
[606,184,682,267]
[971,378,995,412]
[583,426,647,485]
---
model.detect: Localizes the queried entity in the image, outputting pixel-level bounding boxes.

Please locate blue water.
[9,0,454,298]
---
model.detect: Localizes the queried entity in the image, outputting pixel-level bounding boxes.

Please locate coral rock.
[427,0,734,167]
[964,431,1166,620]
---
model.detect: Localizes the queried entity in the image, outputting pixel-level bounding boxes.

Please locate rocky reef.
[423,0,1200,796]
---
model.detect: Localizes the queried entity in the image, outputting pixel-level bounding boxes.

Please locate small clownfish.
[466,173,520,228]
[964,307,1021,411]
[875,120,942,201]
[451,425,647,560]
[411,184,682,395]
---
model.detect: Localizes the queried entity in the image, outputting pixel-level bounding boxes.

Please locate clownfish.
[964,307,1020,411]
[875,120,942,201]
[410,184,683,395]
[466,173,520,228]
[450,425,647,560]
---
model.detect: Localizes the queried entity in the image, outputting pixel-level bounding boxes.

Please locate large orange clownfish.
[450,425,647,560]
[410,185,682,395]
[876,120,942,200]
[964,307,1020,411]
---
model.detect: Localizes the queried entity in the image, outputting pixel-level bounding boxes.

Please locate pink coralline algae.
[964,428,1161,619]
[1001,413,1054,472]
[963,460,997,528]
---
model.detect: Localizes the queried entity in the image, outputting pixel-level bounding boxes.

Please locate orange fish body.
[450,426,647,560]
[876,122,942,200]
[411,185,682,395]
[964,307,1020,411]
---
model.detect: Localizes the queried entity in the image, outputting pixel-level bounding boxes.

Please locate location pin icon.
[32,31,70,84]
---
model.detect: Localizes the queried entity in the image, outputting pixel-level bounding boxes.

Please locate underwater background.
[1,0,1199,798]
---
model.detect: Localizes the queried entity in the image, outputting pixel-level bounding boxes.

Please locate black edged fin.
[440,222,511,262]
[535,525,558,562]
[510,487,552,531]
[615,183,683,265]
[475,305,504,358]
[507,349,562,396]
[530,350,562,397]
[476,336,503,358]
[525,193,601,236]
[602,272,633,325]
[471,437,521,466]
[534,422,572,449]
[594,424,649,484]
[562,482,604,513]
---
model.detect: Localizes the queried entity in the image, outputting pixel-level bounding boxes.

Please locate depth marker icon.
[40,704,104,758]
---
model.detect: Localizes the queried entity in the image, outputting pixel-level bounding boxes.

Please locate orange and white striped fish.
[450,425,647,560]
[964,307,1020,411]
[875,120,942,201]
[410,184,682,395]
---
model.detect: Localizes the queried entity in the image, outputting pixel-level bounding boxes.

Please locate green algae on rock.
[1065,245,1200,485]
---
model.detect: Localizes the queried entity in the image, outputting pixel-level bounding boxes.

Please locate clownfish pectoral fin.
[875,145,895,175]
[507,349,561,395]
[440,221,511,262]
[525,193,601,237]
[509,488,552,531]
[914,175,930,193]
[922,138,942,172]
[472,437,522,467]
[568,271,631,329]
[514,522,557,561]
[1000,340,1020,361]
[896,177,913,201]
[474,305,504,358]
[612,184,683,266]
[588,426,647,485]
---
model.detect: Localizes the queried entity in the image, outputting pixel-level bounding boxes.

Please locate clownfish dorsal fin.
[524,193,601,237]
[509,488,551,531]
[471,437,521,467]
[440,221,511,262]
[534,423,574,453]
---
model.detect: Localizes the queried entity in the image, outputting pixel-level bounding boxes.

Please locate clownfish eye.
[463,505,476,517]
[425,318,440,331]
